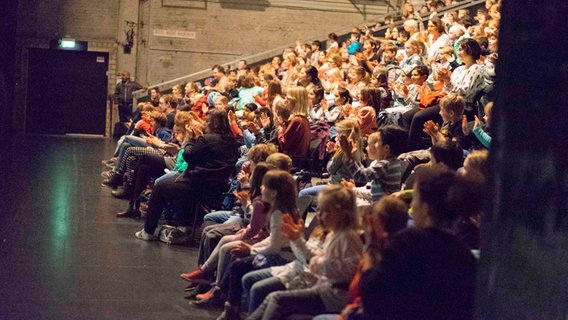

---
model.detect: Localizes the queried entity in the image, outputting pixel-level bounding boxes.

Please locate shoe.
[105,162,115,170]
[216,302,240,320]
[180,269,207,282]
[112,188,131,199]
[101,170,113,179]
[102,172,123,188]
[191,286,224,308]
[116,209,140,218]
[135,229,155,241]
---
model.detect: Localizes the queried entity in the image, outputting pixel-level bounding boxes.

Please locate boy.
[340,125,408,201]
[423,93,471,149]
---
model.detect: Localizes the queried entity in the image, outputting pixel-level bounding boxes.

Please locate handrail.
[132,0,485,105]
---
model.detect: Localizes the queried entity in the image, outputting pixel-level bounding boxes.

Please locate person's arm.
[346,158,390,184]
[181,135,208,168]
[234,199,268,241]
[444,65,485,98]
[323,108,341,123]
[473,118,491,148]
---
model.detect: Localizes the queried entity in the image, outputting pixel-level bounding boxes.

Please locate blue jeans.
[242,268,285,313]
[154,170,178,185]
[203,210,242,225]
[298,184,327,198]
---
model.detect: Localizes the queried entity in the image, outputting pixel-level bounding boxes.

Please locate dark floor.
[0,135,221,320]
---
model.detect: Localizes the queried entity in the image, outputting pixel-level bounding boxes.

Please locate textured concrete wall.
[14,0,387,132]
[137,0,387,85]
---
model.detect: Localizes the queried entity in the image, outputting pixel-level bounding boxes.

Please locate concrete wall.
[14,0,387,133]
[137,0,387,86]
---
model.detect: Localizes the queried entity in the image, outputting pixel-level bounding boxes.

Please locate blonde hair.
[317,184,359,231]
[286,86,309,117]
[266,153,293,172]
[333,119,362,161]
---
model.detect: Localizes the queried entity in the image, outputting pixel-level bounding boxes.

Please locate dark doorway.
[27,49,109,135]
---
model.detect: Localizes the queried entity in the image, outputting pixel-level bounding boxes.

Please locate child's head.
[430,140,464,171]
[265,153,293,172]
[439,93,465,123]
[317,185,358,231]
[335,119,361,159]
[250,162,276,199]
[410,66,429,85]
[247,143,279,168]
[462,149,489,183]
[241,75,256,89]
[382,43,398,61]
[261,170,298,218]
[483,101,493,126]
[397,30,410,45]
[243,103,258,117]
[411,167,458,228]
[367,125,408,160]
[368,196,409,243]
[213,95,229,109]
[359,87,381,110]
[140,103,155,118]
[274,100,291,122]
[334,88,353,107]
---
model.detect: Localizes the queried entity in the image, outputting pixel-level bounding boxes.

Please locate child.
[247,184,364,319]
[423,92,470,149]
[326,196,409,320]
[194,170,299,316]
[340,125,408,202]
[182,162,275,288]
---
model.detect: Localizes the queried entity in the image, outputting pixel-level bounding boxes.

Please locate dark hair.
[244,103,258,112]
[360,86,381,112]
[311,40,321,49]
[241,75,255,88]
[377,125,408,155]
[149,87,160,95]
[206,109,232,136]
[312,86,325,105]
[328,32,338,41]
[414,167,460,226]
[263,74,274,82]
[336,88,353,105]
[411,65,430,78]
[430,140,464,170]
[373,197,409,236]
[398,29,410,39]
[459,38,482,60]
[305,66,320,86]
[250,162,276,199]
[211,65,225,74]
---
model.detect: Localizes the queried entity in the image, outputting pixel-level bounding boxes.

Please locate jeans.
[247,287,328,320]
[242,268,285,313]
[298,184,327,198]
[203,210,242,225]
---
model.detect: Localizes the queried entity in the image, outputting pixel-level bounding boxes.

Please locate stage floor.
[0,135,220,319]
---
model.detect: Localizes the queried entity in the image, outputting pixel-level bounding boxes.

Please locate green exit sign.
[60,39,76,49]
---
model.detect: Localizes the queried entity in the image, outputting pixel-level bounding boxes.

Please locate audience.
[102,2,500,318]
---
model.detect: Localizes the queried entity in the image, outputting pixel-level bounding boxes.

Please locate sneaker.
[180,269,206,282]
[135,229,155,241]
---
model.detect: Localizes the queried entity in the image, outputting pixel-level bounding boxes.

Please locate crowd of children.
[100,1,499,318]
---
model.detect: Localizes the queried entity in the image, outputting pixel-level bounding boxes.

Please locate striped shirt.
[346,157,404,201]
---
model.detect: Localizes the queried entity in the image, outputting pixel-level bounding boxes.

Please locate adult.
[211,65,229,93]
[135,109,240,240]
[115,71,143,122]
[360,167,476,319]
[149,87,160,107]
[426,16,452,63]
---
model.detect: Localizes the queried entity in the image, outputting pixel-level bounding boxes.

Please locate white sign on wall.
[153,29,196,39]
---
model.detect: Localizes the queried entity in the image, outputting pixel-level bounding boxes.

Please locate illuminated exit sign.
[49,39,88,51]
